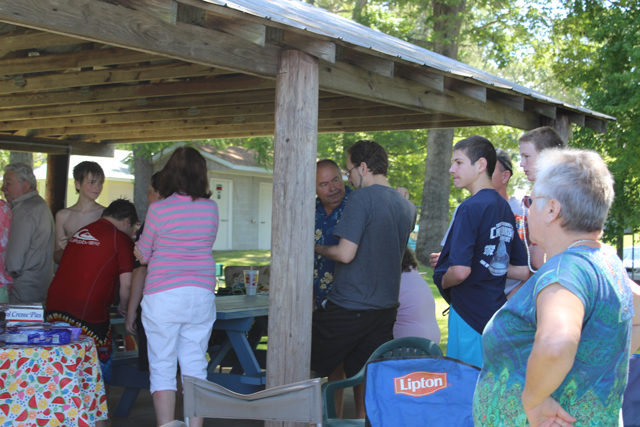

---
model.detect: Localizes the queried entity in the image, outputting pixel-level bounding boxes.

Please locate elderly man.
[314,159,351,309]
[313,140,417,417]
[2,162,55,303]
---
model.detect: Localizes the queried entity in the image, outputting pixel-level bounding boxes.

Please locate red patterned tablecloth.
[0,335,107,427]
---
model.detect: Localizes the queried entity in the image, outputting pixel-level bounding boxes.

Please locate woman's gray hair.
[533,148,614,232]
[4,162,37,190]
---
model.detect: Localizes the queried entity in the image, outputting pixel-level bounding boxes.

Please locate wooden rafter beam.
[395,65,444,92]
[0,29,83,51]
[0,47,160,75]
[0,62,233,95]
[106,0,178,24]
[0,0,280,77]
[524,99,556,119]
[487,89,524,112]
[0,134,114,156]
[0,75,275,109]
[337,46,394,78]
[319,60,540,130]
[445,77,487,103]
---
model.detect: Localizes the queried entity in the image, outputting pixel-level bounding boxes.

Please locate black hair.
[453,136,497,178]
[101,198,138,225]
[347,140,389,176]
[317,159,341,174]
[150,171,163,192]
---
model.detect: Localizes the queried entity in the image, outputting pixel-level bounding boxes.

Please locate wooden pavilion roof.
[0,0,614,157]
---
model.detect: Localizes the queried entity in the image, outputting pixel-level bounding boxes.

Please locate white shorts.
[141,286,216,393]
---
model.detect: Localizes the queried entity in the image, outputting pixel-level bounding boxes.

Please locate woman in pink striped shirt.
[135,146,219,427]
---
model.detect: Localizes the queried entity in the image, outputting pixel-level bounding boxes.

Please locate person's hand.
[125,310,137,335]
[59,236,69,251]
[525,396,576,427]
[117,302,127,317]
[429,252,441,269]
[133,243,148,266]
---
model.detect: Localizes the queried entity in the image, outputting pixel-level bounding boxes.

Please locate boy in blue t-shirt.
[432,136,529,367]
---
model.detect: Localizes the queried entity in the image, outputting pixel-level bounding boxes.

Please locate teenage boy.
[54,161,106,263]
[432,136,528,367]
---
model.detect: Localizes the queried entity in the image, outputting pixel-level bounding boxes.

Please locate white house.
[34,149,134,208]
[153,143,274,251]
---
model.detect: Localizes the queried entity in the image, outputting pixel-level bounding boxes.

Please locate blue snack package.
[5,328,72,345]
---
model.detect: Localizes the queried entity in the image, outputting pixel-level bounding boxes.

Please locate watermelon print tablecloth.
[0,335,108,427]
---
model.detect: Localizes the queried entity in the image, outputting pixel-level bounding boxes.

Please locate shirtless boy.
[54,161,106,263]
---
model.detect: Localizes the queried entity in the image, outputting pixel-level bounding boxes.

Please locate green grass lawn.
[213,249,449,355]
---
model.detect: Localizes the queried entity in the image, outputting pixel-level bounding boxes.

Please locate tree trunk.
[416,129,455,258]
[133,145,153,222]
[9,152,33,166]
[415,0,466,266]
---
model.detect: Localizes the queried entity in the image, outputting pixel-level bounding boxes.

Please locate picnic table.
[207,294,269,393]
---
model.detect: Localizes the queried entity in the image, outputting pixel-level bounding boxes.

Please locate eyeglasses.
[523,195,547,209]
[345,164,359,178]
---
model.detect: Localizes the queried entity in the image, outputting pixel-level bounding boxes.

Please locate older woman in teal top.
[473,148,640,427]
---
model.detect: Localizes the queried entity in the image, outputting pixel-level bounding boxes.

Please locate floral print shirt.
[313,187,351,309]
[473,244,634,427]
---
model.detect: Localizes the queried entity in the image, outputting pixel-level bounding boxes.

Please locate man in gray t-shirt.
[312,140,416,418]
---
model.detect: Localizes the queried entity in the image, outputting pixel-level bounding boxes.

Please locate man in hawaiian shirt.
[314,159,351,310]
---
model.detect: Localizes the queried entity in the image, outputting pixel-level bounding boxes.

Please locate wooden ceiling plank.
[0,102,409,132]
[0,0,280,77]
[281,31,335,63]
[0,89,278,121]
[36,113,277,136]
[0,29,83,51]
[445,77,487,103]
[107,0,178,24]
[524,99,556,119]
[319,60,540,130]
[81,122,276,140]
[486,89,524,112]
[204,10,266,46]
[0,47,160,75]
[319,120,486,133]
[0,62,231,95]
[338,47,395,78]
[0,75,276,109]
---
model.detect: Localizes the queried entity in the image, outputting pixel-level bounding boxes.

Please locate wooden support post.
[45,153,69,217]
[266,49,318,427]
[542,114,571,144]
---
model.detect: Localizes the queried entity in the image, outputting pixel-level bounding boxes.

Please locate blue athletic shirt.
[473,244,634,426]
[433,188,527,333]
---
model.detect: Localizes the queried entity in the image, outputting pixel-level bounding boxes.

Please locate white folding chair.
[183,375,322,426]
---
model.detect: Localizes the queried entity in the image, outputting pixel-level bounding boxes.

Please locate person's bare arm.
[117,272,133,317]
[530,244,545,270]
[315,238,358,264]
[441,265,471,289]
[630,279,640,355]
[125,266,147,335]
[522,283,582,426]
[508,264,531,282]
[54,209,71,264]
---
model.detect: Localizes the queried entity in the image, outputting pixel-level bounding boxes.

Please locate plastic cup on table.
[244,270,259,296]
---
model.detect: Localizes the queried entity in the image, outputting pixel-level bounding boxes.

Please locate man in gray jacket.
[2,162,55,303]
